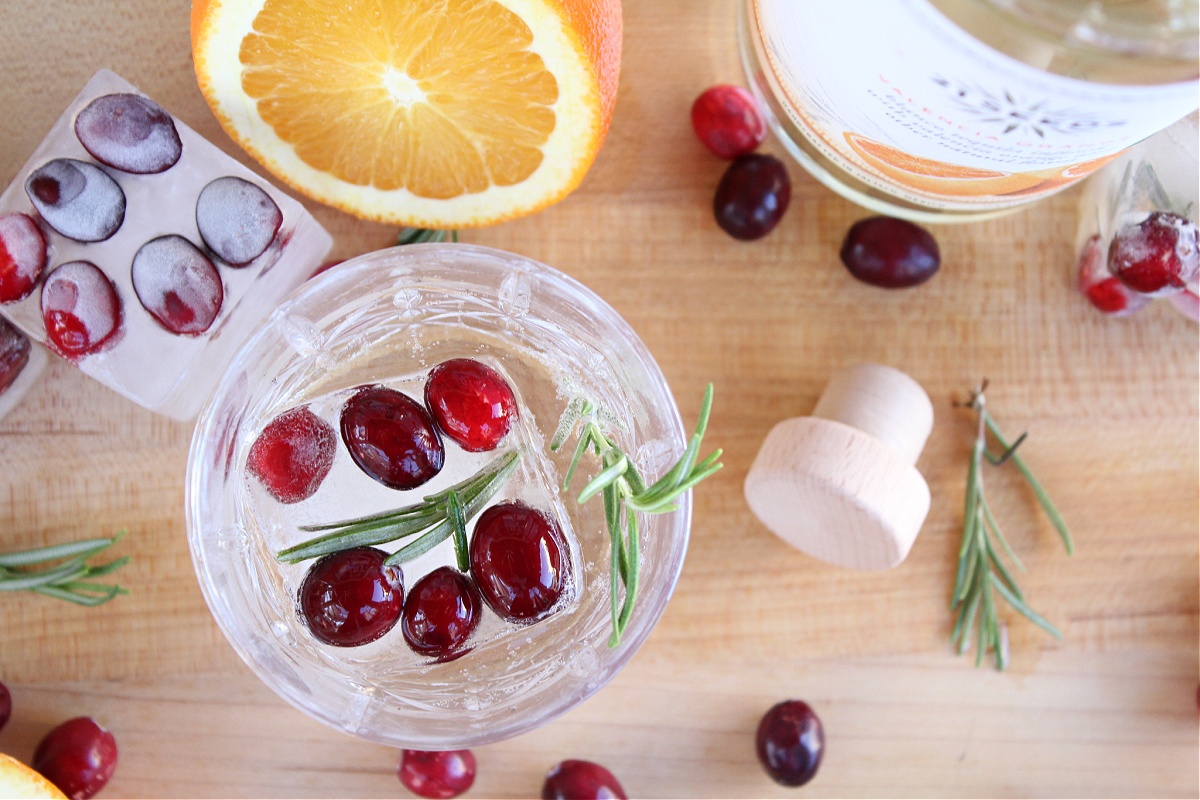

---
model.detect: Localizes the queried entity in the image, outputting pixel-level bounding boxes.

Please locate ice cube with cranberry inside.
[0,69,332,419]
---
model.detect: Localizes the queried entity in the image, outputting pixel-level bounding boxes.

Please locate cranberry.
[424,358,517,452]
[248,406,336,503]
[0,212,47,303]
[1077,234,1148,317]
[713,153,790,240]
[297,547,404,647]
[32,716,118,800]
[542,759,627,800]
[40,261,122,358]
[196,176,283,266]
[25,159,125,243]
[341,385,444,490]
[691,85,766,159]
[470,501,569,623]
[0,317,31,396]
[839,216,940,288]
[74,93,182,174]
[131,235,224,335]
[0,680,10,732]
[399,749,476,799]
[1108,211,1199,296]
[401,567,483,660]
[755,700,824,788]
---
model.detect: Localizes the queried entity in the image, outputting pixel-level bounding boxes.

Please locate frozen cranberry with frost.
[713,154,790,241]
[401,567,483,661]
[425,358,517,452]
[0,317,31,396]
[470,501,569,623]
[0,212,47,303]
[341,385,444,490]
[131,235,224,335]
[542,759,627,800]
[0,680,10,732]
[399,749,476,799]
[40,261,121,358]
[248,406,336,503]
[196,176,283,266]
[755,700,824,787]
[298,547,403,647]
[1108,211,1199,296]
[74,93,182,174]
[840,216,940,288]
[26,158,125,243]
[691,85,766,159]
[32,716,118,800]
[1077,234,1149,317]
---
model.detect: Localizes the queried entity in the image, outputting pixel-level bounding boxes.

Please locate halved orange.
[192,0,621,227]
[0,754,66,799]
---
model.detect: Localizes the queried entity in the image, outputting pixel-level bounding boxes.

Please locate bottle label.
[752,0,1199,209]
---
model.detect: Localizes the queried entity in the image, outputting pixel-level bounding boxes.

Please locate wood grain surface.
[1,1,1197,797]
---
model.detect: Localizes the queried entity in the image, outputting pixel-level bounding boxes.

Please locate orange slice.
[845,132,1045,198]
[0,754,66,799]
[192,0,620,227]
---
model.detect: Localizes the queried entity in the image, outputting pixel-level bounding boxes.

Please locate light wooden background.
[1,1,1196,797]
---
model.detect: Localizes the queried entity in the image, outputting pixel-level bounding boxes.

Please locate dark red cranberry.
[1077,234,1148,317]
[839,216,940,288]
[74,93,182,174]
[32,716,118,800]
[0,680,10,732]
[131,235,224,335]
[25,159,125,243]
[713,154,790,240]
[0,212,47,303]
[1108,211,1199,296]
[399,749,476,799]
[401,567,483,661]
[542,759,627,800]
[755,700,824,787]
[298,547,403,647]
[40,261,121,358]
[691,85,766,159]
[248,406,336,503]
[425,358,517,452]
[0,317,31,396]
[341,385,444,490]
[196,176,283,266]
[470,501,569,623]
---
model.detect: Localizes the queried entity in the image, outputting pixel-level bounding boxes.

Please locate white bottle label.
[752,0,1199,209]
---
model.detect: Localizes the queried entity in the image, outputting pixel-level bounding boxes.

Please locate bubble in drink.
[74,93,182,174]
[131,235,224,335]
[25,158,125,242]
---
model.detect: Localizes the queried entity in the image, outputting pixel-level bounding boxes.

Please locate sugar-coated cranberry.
[399,749,476,799]
[196,176,283,266]
[402,567,484,661]
[1108,211,1199,296]
[0,317,31,396]
[713,154,790,240]
[74,93,182,174]
[0,680,10,732]
[40,261,121,359]
[32,716,118,800]
[1077,234,1148,317]
[470,501,569,623]
[248,406,336,503]
[26,158,125,243]
[0,212,47,303]
[755,700,824,787]
[341,385,444,490]
[691,85,766,159]
[425,358,517,452]
[298,547,403,647]
[542,759,627,800]
[131,235,224,335]
[839,216,940,288]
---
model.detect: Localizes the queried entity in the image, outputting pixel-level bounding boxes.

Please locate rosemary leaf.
[989,575,1064,639]
[984,413,1074,555]
[448,490,469,573]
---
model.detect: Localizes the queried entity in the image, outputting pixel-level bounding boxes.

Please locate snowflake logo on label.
[932,75,1125,137]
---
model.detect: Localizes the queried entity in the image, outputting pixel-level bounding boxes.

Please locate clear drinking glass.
[186,244,691,748]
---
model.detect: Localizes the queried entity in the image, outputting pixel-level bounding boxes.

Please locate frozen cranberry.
[470,501,569,623]
[0,680,10,732]
[0,317,31,396]
[248,406,336,503]
[40,261,121,358]
[196,176,283,266]
[401,567,483,661]
[1077,234,1148,317]
[0,212,47,303]
[74,93,182,174]
[399,749,476,799]
[1108,211,1199,296]
[341,385,444,490]
[713,153,790,240]
[131,235,224,335]
[542,759,627,800]
[26,158,125,243]
[755,700,824,787]
[297,547,403,647]
[840,216,940,288]
[424,358,517,452]
[32,716,118,800]
[691,85,766,159]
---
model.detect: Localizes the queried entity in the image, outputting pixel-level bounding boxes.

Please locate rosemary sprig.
[551,384,723,648]
[0,532,130,606]
[397,228,459,245]
[275,450,519,568]
[952,382,1074,670]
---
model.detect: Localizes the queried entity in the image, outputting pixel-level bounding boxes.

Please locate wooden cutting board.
[0,1,1196,797]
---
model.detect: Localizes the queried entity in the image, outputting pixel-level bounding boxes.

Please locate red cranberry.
[0,317,31,396]
[32,716,118,800]
[0,212,47,303]
[401,567,483,661]
[469,501,569,623]
[425,358,517,452]
[839,216,940,288]
[248,406,336,504]
[131,235,224,335]
[297,547,404,647]
[1108,211,1199,296]
[0,680,10,732]
[1077,234,1148,317]
[691,85,766,159]
[74,93,182,174]
[713,153,791,241]
[196,176,283,266]
[341,385,444,490]
[40,261,121,358]
[399,749,476,799]
[542,759,627,800]
[25,159,125,243]
[755,700,824,787]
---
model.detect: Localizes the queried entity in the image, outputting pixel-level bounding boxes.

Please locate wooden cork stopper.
[744,364,933,570]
